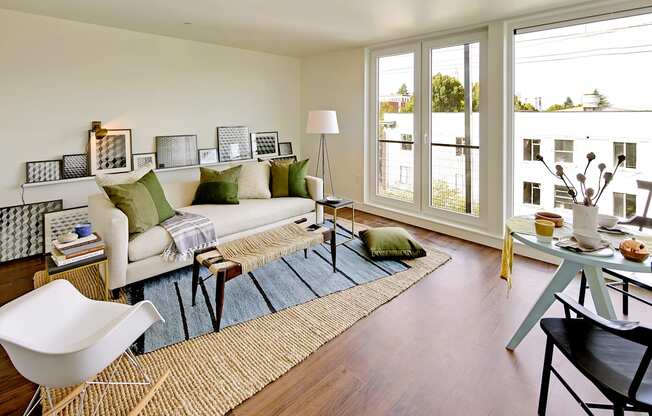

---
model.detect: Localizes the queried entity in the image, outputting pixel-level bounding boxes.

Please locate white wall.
[300,48,365,200]
[0,9,301,208]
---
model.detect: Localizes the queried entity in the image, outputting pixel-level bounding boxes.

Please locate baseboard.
[352,201,561,266]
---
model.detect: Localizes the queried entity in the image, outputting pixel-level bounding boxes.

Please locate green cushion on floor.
[359,227,426,259]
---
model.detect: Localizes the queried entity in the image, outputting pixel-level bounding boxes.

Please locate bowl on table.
[598,214,619,229]
[572,230,603,250]
[535,212,564,228]
[74,223,92,238]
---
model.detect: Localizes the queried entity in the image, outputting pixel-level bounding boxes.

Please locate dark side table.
[45,254,110,300]
[316,199,355,271]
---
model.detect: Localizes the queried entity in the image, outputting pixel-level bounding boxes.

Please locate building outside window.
[554,139,574,163]
[400,133,413,151]
[522,181,541,205]
[613,192,636,218]
[399,166,409,184]
[554,185,574,209]
[523,139,541,161]
[613,142,637,169]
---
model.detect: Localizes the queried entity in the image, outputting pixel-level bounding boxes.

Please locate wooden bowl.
[619,239,650,262]
[535,212,564,228]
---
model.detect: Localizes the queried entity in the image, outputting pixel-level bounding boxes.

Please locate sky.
[377,11,652,110]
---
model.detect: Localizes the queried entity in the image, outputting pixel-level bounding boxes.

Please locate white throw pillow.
[238,161,271,199]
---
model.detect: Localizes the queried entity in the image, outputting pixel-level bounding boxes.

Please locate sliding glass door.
[369,32,486,226]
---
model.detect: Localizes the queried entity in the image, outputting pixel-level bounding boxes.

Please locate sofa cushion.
[128,197,316,262]
[193,166,241,205]
[270,159,310,198]
[238,161,271,199]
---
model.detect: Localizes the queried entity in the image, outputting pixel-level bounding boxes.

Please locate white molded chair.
[0,279,165,415]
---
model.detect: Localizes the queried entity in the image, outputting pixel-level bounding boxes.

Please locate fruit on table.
[619,238,650,262]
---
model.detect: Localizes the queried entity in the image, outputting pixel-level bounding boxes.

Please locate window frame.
[522,181,541,205]
[523,138,541,161]
[613,141,637,169]
[554,139,574,164]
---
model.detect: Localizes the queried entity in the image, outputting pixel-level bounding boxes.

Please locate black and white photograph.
[132,153,157,170]
[198,148,218,165]
[25,160,62,183]
[42,206,89,253]
[278,141,293,156]
[88,129,133,175]
[217,126,252,162]
[156,135,198,169]
[252,131,279,158]
[62,154,88,179]
[0,199,62,262]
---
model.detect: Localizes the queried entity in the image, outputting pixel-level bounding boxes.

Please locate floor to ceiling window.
[369,32,486,226]
[512,10,652,219]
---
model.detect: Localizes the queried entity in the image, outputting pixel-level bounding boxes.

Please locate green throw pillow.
[359,227,426,259]
[270,159,309,198]
[103,170,175,236]
[193,166,241,205]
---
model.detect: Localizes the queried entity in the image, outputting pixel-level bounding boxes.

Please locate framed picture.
[43,206,89,253]
[0,199,62,262]
[62,154,88,179]
[88,129,133,175]
[198,148,218,165]
[261,155,298,163]
[252,131,279,158]
[132,153,157,170]
[278,142,293,156]
[217,126,252,162]
[156,135,198,169]
[25,160,62,183]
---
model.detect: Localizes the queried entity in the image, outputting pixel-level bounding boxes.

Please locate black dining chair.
[538,292,652,415]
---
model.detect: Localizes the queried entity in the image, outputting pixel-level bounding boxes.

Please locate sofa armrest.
[88,194,129,290]
[305,175,324,224]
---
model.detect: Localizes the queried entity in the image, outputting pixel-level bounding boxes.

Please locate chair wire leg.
[75,383,89,416]
[90,354,123,416]
[22,388,41,416]
[125,347,151,384]
[45,387,54,411]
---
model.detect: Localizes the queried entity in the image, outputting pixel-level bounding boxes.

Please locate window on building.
[399,166,409,184]
[400,134,413,151]
[613,192,636,218]
[554,140,574,163]
[554,185,574,209]
[613,142,637,169]
[522,181,541,205]
[523,139,541,161]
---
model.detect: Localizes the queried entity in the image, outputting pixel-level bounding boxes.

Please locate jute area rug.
[33,220,450,415]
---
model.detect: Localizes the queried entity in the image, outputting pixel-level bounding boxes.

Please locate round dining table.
[506,231,652,351]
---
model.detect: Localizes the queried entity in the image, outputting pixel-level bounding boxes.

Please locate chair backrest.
[554,292,652,398]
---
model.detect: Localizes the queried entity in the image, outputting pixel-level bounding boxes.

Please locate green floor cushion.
[193,165,241,205]
[270,159,309,198]
[359,227,427,259]
[103,170,175,236]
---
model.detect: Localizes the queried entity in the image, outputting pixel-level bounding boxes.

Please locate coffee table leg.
[215,270,226,331]
[191,258,200,306]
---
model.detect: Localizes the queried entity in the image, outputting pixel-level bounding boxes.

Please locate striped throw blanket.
[160,211,218,262]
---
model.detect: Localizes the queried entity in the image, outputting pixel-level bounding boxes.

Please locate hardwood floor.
[0,210,649,415]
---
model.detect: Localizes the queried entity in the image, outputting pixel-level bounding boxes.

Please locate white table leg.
[506,260,582,351]
[583,266,616,320]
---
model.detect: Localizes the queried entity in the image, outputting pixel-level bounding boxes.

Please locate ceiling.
[0,0,591,56]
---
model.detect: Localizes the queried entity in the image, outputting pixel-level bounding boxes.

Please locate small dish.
[57,232,78,244]
[535,212,564,228]
[598,214,619,229]
[572,230,603,250]
[325,196,342,202]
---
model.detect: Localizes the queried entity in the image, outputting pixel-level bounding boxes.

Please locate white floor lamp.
[306,110,339,197]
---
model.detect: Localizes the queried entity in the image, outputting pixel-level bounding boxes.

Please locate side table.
[316,198,356,271]
[45,254,110,300]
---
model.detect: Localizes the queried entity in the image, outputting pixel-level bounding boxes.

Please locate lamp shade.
[306,111,339,134]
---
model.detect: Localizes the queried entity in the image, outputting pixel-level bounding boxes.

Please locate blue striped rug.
[127,222,411,354]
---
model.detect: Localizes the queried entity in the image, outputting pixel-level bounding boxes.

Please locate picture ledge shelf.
[21,155,296,188]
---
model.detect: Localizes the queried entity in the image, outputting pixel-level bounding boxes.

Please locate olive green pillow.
[103,170,175,236]
[193,165,241,205]
[359,227,426,259]
[270,159,310,198]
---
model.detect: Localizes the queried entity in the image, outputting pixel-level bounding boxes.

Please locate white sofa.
[88,176,323,292]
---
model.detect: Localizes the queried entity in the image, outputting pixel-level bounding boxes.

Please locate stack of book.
[51,233,105,267]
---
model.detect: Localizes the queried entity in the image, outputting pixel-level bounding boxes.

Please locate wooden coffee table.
[191,219,333,331]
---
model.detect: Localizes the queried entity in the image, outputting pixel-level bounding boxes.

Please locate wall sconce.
[91,121,108,139]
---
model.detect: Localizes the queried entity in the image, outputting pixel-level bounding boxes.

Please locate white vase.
[572,204,598,233]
